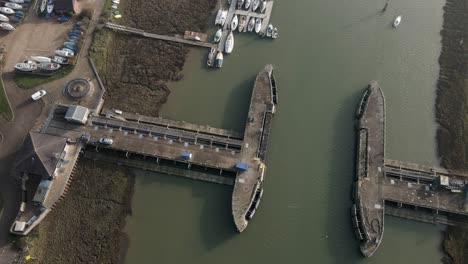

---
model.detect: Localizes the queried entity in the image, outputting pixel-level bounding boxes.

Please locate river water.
[124,0,445,263]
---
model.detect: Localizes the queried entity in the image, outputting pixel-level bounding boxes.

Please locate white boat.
[39,0,47,12]
[231,14,238,31]
[244,0,251,9]
[206,47,215,67]
[111,4,118,9]
[38,62,60,71]
[215,9,227,26]
[260,0,266,13]
[55,49,74,57]
[224,31,234,54]
[112,0,119,3]
[52,56,68,64]
[215,9,223,25]
[0,14,8,22]
[272,27,278,39]
[0,22,14,30]
[213,28,222,43]
[247,17,255,32]
[393,15,401,28]
[10,0,24,3]
[15,63,37,72]
[30,56,51,63]
[5,3,22,9]
[252,0,260,12]
[266,24,273,37]
[0,7,14,14]
[238,16,247,32]
[46,2,54,13]
[255,18,262,34]
[237,0,244,9]
[215,51,223,68]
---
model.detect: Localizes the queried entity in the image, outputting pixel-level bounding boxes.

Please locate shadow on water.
[221,76,257,132]
[326,88,365,264]
[342,10,383,31]
[134,170,237,250]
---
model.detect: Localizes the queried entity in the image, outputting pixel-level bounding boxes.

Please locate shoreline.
[435,0,468,263]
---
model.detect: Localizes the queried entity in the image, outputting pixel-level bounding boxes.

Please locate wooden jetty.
[353,82,468,257]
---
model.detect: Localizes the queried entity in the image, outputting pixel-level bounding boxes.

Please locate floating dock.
[353,82,468,257]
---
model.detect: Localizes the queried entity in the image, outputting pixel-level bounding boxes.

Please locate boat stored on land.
[213,28,222,43]
[238,15,247,32]
[38,62,60,71]
[0,22,14,30]
[5,3,22,9]
[206,47,215,67]
[46,0,53,14]
[0,7,14,14]
[15,62,37,71]
[247,17,255,32]
[30,56,51,63]
[225,31,234,54]
[231,14,238,31]
[52,56,68,64]
[55,49,74,57]
[10,0,24,3]
[393,15,401,28]
[255,18,262,33]
[0,14,8,21]
[215,51,223,68]
[39,0,46,12]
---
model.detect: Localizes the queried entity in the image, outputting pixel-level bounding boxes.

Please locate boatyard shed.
[65,105,90,124]
[15,132,67,179]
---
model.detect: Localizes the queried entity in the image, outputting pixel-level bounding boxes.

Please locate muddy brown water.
[124,0,445,263]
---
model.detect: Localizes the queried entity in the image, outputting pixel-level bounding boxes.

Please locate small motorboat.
[10,0,24,3]
[266,24,273,37]
[272,27,278,39]
[0,22,14,30]
[216,10,227,26]
[238,15,247,32]
[52,55,68,64]
[15,62,37,71]
[255,18,262,34]
[244,0,251,9]
[214,9,223,25]
[213,28,222,43]
[64,44,76,51]
[39,0,46,12]
[215,51,223,68]
[64,41,76,47]
[58,15,69,22]
[30,56,51,63]
[237,0,244,9]
[112,0,119,3]
[62,48,75,54]
[55,49,74,57]
[224,30,234,54]
[0,14,8,21]
[393,15,401,28]
[206,47,215,67]
[5,3,22,9]
[0,7,14,14]
[252,0,260,11]
[247,17,255,32]
[15,10,23,15]
[231,14,238,31]
[9,16,19,23]
[260,0,266,13]
[111,4,118,9]
[38,62,60,71]
[46,0,53,14]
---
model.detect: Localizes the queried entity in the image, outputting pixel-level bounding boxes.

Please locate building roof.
[65,105,89,124]
[15,132,67,178]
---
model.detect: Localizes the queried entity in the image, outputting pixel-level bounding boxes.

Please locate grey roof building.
[65,105,90,124]
[15,132,67,179]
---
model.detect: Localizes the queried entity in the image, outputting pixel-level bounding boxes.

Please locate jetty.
[10,65,278,235]
[353,82,468,257]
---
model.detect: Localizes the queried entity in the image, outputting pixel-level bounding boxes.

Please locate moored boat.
[206,47,215,67]
[38,62,60,71]
[244,0,251,9]
[252,0,260,11]
[0,22,14,30]
[213,28,222,43]
[15,62,37,72]
[231,14,238,31]
[5,3,22,9]
[215,51,223,68]
[238,15,247,32]
[260,0,266,13]
[393,15,401,28]
[266,24,273,37]
[255,18,262,34]
[219,10,227,26]
[30,56,51,63]
[237,0,244,9]
[272,27,278,39]
[0,14,8,21]
[0,7,14,14]
[224,30,234,54]
[247,16,255,32]
[52,56,68,64]
[55,49,74,57]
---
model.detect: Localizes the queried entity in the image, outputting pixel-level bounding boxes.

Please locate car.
[98,138,113,145]
[31,90,46,101]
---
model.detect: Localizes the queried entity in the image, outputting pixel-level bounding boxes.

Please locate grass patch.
[14,67,74,90]
[0,77,13,120]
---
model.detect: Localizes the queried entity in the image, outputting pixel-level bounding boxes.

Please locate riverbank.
[435,0,468,263]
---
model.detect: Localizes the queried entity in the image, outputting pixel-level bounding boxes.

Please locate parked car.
[98,137,113,145]
[31,90,46,101]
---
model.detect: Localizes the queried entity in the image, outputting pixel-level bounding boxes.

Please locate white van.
[31,90,46,101]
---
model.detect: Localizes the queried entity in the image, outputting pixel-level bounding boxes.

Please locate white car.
[31,90,46,101]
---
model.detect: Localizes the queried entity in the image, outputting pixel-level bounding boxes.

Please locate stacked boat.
[0,0,27,29]
[15,57,61,72]
[237,0,267,13]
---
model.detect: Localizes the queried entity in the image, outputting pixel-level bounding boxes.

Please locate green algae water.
[124,0,445,262]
